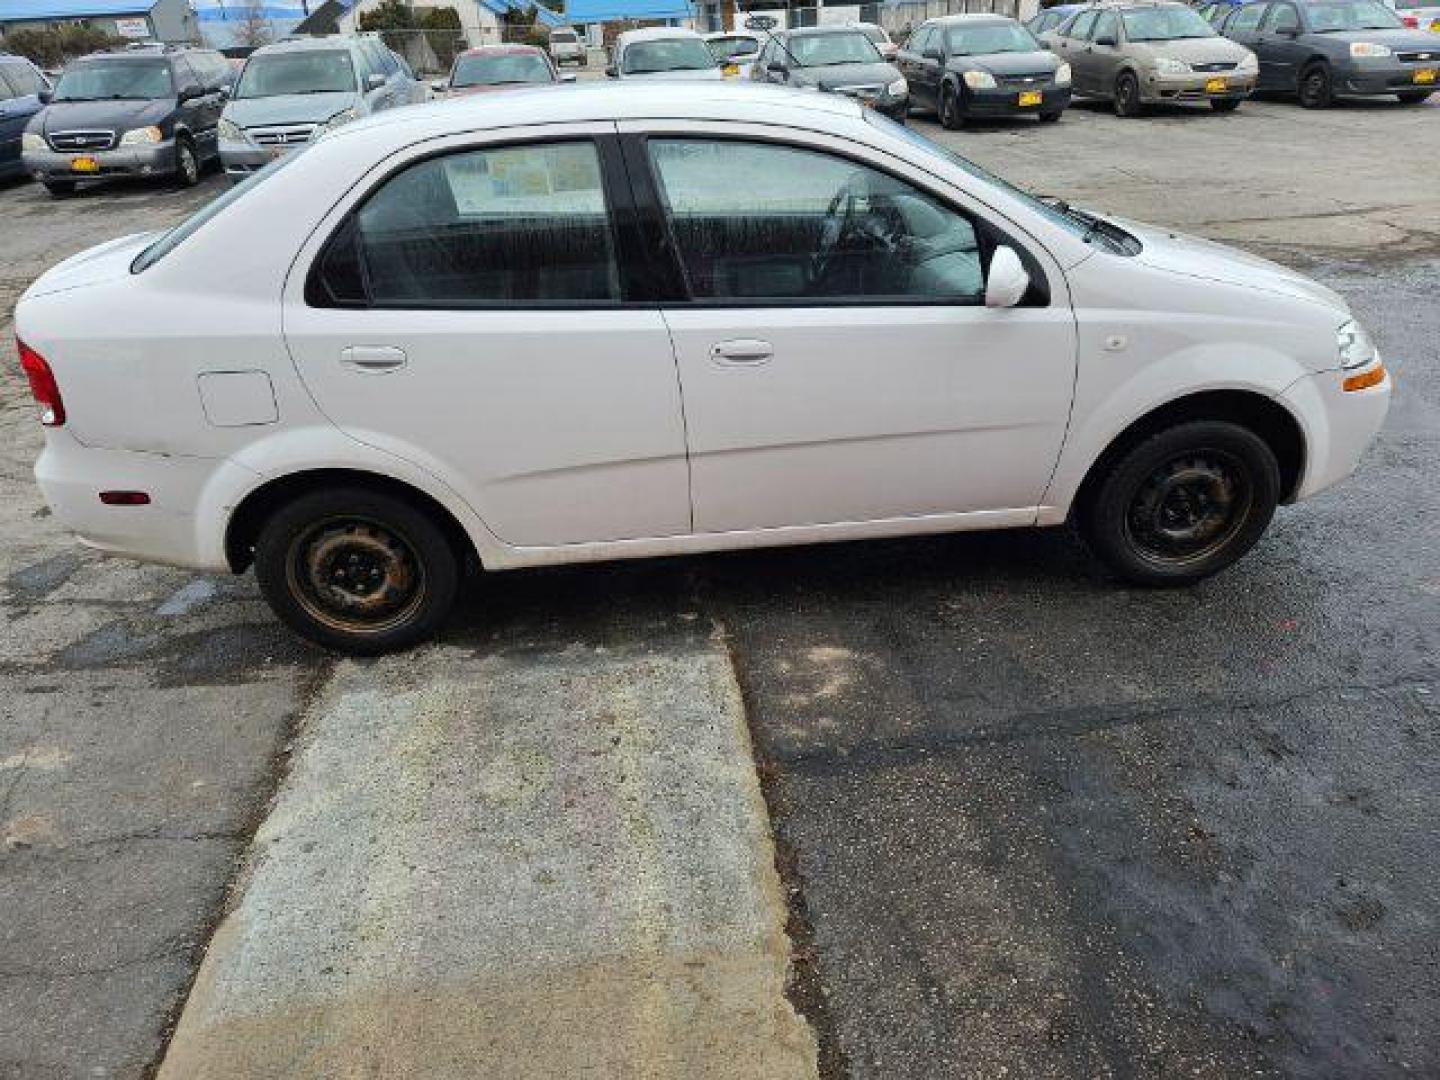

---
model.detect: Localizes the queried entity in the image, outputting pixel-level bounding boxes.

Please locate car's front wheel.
[174,137,200,188]
[939,83,965,129]
[254,487,461,654]
[1298,63,1333,108]
[1079,421,1281,585]
[1114,71,1143,117]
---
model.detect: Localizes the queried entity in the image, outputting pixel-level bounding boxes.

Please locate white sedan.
[16,83,1390,653]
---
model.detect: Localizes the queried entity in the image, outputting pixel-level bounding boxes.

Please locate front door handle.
[711,339,773,367]
[341,345,407,373]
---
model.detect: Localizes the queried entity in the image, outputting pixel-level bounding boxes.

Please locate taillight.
[1403,14,1418,26]
[17,338,65,427]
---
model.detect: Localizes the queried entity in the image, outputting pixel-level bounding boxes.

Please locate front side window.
[235,50,356,97]
[1121,4,1218,39]
[1068,10,1100,40]
[1228,3,1269,31]
[53,60,172,101]
[1265,3,1301,31]
[946,22,1043,54]
[788,31,881,66]
[315,141,620,307]
[1093,12,1121,42]
[648,138,985,303]
[622,38,715,73]
[1304,0,1401,30]
[451,52,554,86]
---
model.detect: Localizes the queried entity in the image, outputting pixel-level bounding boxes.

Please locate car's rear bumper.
[1140,71,1255,103]
[964,84,1071,115]
[22,140,176,180]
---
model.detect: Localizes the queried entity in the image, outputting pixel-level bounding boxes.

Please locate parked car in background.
[751,25,909,119]
[1222,0,1437,105]
[14,83,1391,652]
[852,21,901,59]
[899,14,1071,125]
[1028,3,1086,34]
[21,45,232,195]
[218,36,421,183]
[703,30,765,76]
[608,28,722,79]
[1047,1,1258,114]
[0,53,51,180]
[549,27,588,67]
[433,45,570,96]
[1386,0,1440,30]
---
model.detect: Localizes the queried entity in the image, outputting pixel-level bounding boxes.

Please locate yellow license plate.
[1415,68,1437,83]
[1205,77,1228,94]
[70,156,100,174]
[1018,90,1043,106]
[722,62,739,77]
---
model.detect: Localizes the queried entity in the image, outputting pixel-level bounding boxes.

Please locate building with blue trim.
[0,0,201,43]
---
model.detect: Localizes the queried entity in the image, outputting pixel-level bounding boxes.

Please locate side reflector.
[17,339,65,426]
[1343,364,1386,393]
[99,491,151,506]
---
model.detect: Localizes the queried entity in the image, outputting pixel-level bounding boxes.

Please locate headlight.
[21,132,46,153]
[1337,320,1378,370]
[118,126,162,146]
[1054,62,1072,86]
[320,106,359,134]
[887,77,908,97]
[1154,57,1189,75]
[963,70,997,89]
[1350,41,1392,57]
[1236,51,1258,73]
[218,117,249,143]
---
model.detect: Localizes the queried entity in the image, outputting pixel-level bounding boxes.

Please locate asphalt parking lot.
[1,90,1437,1078]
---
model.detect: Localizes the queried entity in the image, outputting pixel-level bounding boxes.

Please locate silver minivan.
[218,35,421,182]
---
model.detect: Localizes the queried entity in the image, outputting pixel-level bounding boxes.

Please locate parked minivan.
[0,52,51,180]
[218,35,421,182]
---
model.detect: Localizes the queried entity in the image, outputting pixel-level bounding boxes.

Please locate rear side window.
[1264,3,1300,30]
[1068,10,1099,39]
[309,141,621,308]
[1227,4,1268,31]
[1093,11,1120,41]
[0,66,18,101]
[2,61,43,96]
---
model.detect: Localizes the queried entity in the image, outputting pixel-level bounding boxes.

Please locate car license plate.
[70,156,100,174]
[722,62,739,77]
[1415,68,1438,83]
[1018,90,1043,106]
[1205,77,1228,94]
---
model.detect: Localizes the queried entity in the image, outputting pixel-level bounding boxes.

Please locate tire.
[1298,62,1333,109]
[41,178,76,197]
[1396,90,1432,104]
[1038,109,1062,122]
[1210,97,1241,113]
[254,487,461,654]
[939,83,965,129]
[174,137,200,188]
[1078,420,1281,586]
[1114,71,1143,117]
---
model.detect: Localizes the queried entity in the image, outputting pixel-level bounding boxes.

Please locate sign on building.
[114,16,151,37]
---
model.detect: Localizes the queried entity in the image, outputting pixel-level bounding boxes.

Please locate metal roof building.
[0,0,200,42]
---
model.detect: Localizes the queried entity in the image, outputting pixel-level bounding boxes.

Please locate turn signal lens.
[1343,363,1387,392]
[17,338,65,426]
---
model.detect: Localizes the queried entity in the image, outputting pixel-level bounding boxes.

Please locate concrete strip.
[159,642,818,1079]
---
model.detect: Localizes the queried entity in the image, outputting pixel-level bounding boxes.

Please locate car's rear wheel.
[1396,90,1432,104]
[1079,421,1281,585]
[940,83,965,129]
[174,137,200,188]
[1210,97,1242,113]
[254,487,461,654]
[1114,71,1143,117]
[1298,63,1333,108]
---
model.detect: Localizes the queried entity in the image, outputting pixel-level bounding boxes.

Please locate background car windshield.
[1306,0,1402,29]
[946,23,1043,54]
[706,35,760,60]
[790,31,881,65]
[453,53,552,85]
[54,61,171,101]
[859,26,889,44]
[622,38,714,73]
[236,51,355,97]
[1121,6,1217,39]
[1390,0,1430,8]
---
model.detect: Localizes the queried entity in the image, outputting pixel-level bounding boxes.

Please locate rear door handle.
[341,345,407,373]
[711,339,773,367]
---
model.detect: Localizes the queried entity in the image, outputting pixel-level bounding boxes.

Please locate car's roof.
[74,50,174,64]
[928,12,1020,23]
[250,36,363,55]
[616,26,704,43]
[784,23,876,34]
[457,44,544,57]
[703,29,762,38]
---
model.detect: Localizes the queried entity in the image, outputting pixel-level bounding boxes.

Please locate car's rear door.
[1224,3,1273,80]
[283,125,692,548]
[619,124,1078,534]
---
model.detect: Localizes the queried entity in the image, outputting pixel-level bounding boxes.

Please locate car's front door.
[283,128,692,547]
[1087,11,1126,95]
[907,26,943,107]
[622,127,1078,534]
[1060,10,1101,92]
[1256,2,1306,88]
[1224,3,1273,78]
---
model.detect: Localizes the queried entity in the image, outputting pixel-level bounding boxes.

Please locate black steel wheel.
[255,487,461,654]
[174,137,200,187]
[940,84,965,129]
[1298,63,1333,109]
[1114,71,1143,117]
[1079,421,1281,585]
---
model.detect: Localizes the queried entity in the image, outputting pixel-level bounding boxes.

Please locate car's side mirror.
[37,88,52,104]
[767,60,788,74]
[1095,34,1118,47]
[177,82,204,101]
[985,246,1031,309]
[560,73,578,83]
[366,73,387,91]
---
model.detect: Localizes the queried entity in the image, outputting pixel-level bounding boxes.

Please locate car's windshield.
[946,22,1043,54]
[452,52,552,85]
[859,25,890,45]
[622,38,715,73]
[864,109,1141,254]
[789,31,882,65]
[706,35,760,61]
[1121,5,1218,39]
[235,50,356,97]
[1306,0,1403,30]
[53,61,171,101]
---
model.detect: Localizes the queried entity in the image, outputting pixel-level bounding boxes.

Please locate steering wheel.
[811,172,911,292]
[811,180,859,287]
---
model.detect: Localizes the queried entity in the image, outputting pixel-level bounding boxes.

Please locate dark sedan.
[897,14,1072,127]
[1222,0,1438,105]
[750,25,909,120]
[0,54,51,179]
